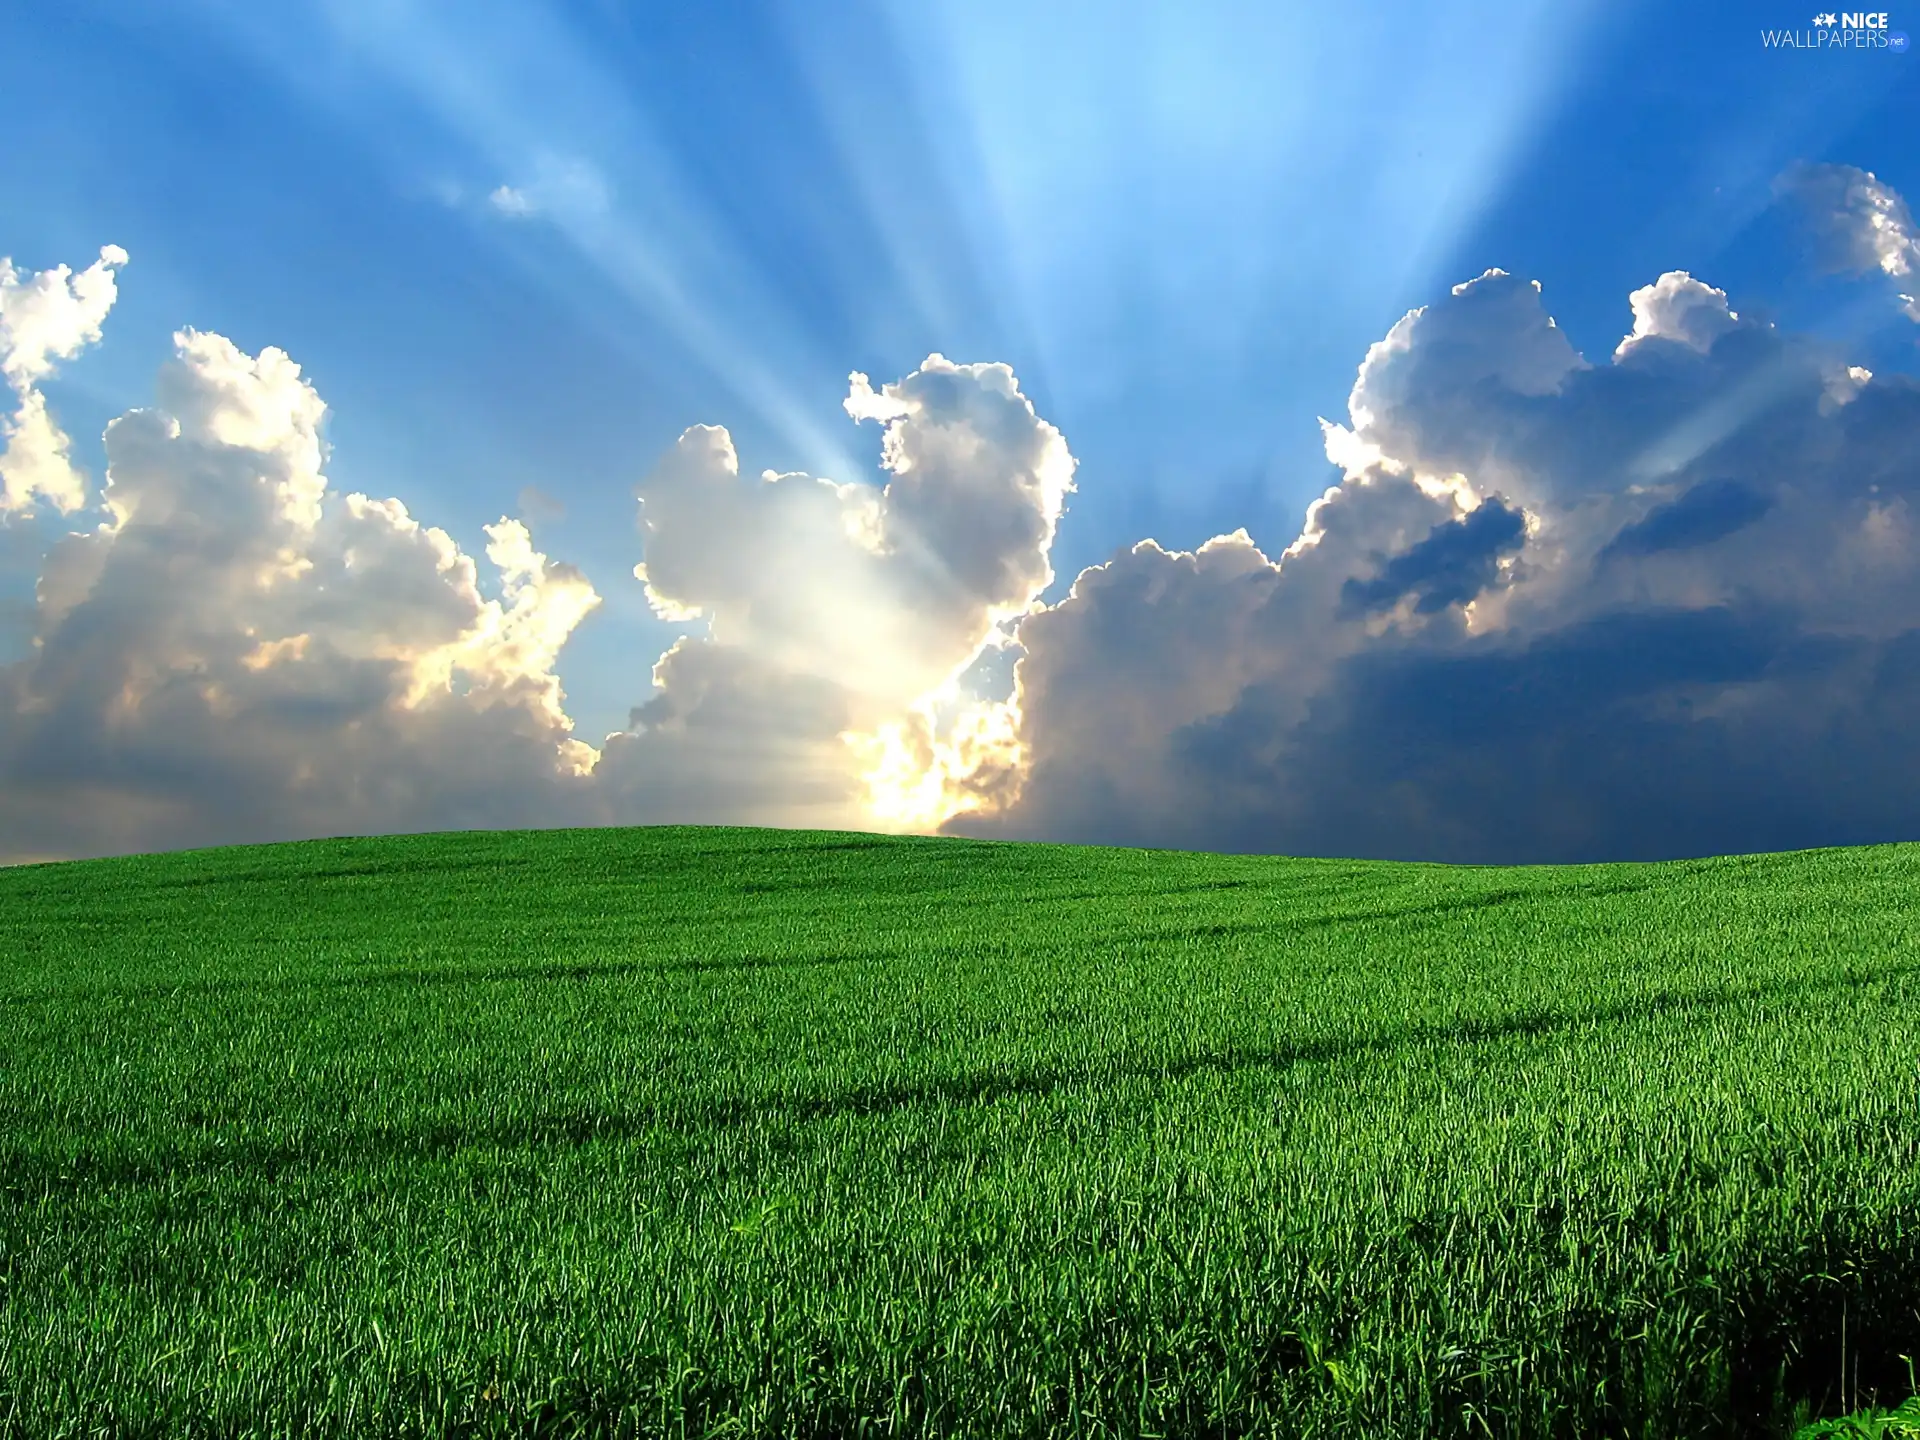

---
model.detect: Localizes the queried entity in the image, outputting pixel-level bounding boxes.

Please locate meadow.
[0,823,1917,1439]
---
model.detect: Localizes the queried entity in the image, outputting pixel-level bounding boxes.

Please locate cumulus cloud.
[594,354,1075,830]
[1340,496,1527,617]
[1594,477,1773,564]
[946,255,1920,863]
[10,201,1920,866]
[0,315,606,863]
[1614,272,1741,358]
[0,245,126,515]
[1776,161,1920,321]
[0,255,1075,861]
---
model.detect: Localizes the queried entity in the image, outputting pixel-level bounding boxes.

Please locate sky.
[1,0,1918,866]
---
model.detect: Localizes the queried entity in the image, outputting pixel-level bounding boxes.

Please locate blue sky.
[2,0,1918,864]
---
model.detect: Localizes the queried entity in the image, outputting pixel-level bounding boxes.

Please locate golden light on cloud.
[633,563,706,622]
[239,633,312,671]
[842,695,1025,831]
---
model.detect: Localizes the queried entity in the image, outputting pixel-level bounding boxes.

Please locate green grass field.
[2,824,1918,1439]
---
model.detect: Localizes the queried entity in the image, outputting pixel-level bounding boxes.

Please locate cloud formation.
[0,259,1072,861]
[595,354,1074,830]
[1775,161,1920,321]
[1,245,126,515]
[7,194,1920,866]
[484,157,612,222]
[948,259,1920,863]
[488,185,536,218]
[0,307,607,863]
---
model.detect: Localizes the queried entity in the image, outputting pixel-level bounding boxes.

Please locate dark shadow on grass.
[0,873,1670,1008]
[1006,875,1331,905]
[0,948,885,1007]
[8,952,1916,1197]
[610,834,910,861]
[1099,874,1666,947]
[110,855,539,891]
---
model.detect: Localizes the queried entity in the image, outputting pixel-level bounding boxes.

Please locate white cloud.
[0,310,604,863]
[0,263,1077,860]
[1614,272,1739,359]
[2,390,91,516]
[485,157,611,223]
[594,353,1076,830]
[948,260,1920,863]
[0,243,126,387]
[11,218,1920,867]
[1821,363,1873,414]
[1776,161,1920,320]
[1340,269,1588,497]
[0,245,126,516]
[488,185,536,218]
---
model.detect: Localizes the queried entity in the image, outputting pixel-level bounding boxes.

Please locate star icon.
[1813,11,1838,23]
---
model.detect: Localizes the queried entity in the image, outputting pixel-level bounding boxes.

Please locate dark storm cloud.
[1595,478,1774,563]
[1166,606,1899,866]
[951,251,1920,864]
[10,190,1920,868]
[1341,496,1527,616]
